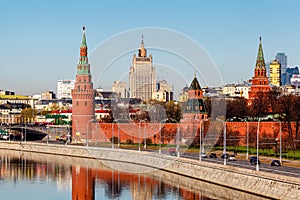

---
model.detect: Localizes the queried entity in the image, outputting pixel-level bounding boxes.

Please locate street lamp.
[138,119,147,149]
[199,119,208,162]
[112,121,114,149]
[117,120,120,148]
[176,125,180,158]
[273,119,282,163]
[87,118,96,148]
[245,121,249,160]
[223,120,227,166]
[138,122,141,152]
[256,118,260,171]
[159,118,170,154]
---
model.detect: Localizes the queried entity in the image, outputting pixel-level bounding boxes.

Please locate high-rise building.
[71,27,96,140]
[57,80,75,99]
[129,37,156,102]
[248,37,270,106]
[269,60,281,86]
[275,52,287,84]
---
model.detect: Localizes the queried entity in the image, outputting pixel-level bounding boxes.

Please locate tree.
[165,101,181,122]
[21,107,37,123]
[278,94,300,151]
[226,97,247,119]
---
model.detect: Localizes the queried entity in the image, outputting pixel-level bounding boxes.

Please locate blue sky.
[1,0,300,96]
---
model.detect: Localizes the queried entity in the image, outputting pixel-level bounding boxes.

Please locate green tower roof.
[77,27,90,75]
[256,37,265,69]
[189,75,202,90]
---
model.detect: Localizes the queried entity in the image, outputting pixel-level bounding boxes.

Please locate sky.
[1,0,300,96]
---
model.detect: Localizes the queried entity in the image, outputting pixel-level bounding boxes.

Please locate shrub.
[110,136,120,144]
[126,139,134,145]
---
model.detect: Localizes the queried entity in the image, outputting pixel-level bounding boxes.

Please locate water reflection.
[0,150,268,200]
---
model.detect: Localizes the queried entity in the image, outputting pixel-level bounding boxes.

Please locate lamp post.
[117,120,120,148]
[159,118,169,154]
[245,121,249,160]
[138,119,147,149]
[87,118,96,148]
[256,118,260,171]
[176,125,180,158]
[138,121,141,152]
[273,119,282,163]
[199,119,208,162]
[224,120,227,166]
[112,121,114,149]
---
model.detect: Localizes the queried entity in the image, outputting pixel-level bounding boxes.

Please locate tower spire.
[256,36,265,69]
[141,35,144,48]
[138,35,147,57]
[77,27,90,75]
[81,26,87,48]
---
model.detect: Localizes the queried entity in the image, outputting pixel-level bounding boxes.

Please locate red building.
[71,27,96,141]
[248,37,271,106]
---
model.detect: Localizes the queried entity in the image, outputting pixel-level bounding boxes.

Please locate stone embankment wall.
[0,141,299,200]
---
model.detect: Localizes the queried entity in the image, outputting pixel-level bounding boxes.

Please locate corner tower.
[71,27,96,141]
[248,37,270,106]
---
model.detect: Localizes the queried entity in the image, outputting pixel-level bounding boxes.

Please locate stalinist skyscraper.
[129,37,156,102]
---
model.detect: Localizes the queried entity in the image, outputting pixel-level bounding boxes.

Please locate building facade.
[222,84,250,99]
[269,60,281,86]
[248,37,270,106]
[152,80,173,102]
[112,80,128,98]
[57,80,75,99]
[71,27,96,140]
[275,53,287,85]
[129,37,156,102]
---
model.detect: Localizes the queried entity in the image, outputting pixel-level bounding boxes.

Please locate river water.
[0,149,269,200]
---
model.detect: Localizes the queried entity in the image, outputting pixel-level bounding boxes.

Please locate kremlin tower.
[71,27,96,141]
[182,74,207,121]
[248,37,271,106]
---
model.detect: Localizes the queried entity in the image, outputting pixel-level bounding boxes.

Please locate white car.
[228,155,236,161]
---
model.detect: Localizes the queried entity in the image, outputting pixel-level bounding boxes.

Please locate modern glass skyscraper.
[275,53,287,85]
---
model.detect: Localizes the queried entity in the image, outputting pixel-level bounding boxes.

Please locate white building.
[152,80,173,102]
[112,80,128,98]
[57,80,75,99]
[222,84,250,99]
[129,37,156,102]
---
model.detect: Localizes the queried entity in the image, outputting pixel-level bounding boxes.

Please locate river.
[0,149,269,200]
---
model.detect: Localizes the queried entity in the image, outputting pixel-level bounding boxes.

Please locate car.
[209,153,217,158]
[221,153,229,159]
[271,160,281,166]
[168,148,177,156]
[250,156,261,165]
[228,155,236,161]
[200,152,208,158]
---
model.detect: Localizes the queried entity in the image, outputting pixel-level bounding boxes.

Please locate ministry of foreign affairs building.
[129,37,156,102]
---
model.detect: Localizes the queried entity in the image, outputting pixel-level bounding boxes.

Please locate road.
[181,152,300,178]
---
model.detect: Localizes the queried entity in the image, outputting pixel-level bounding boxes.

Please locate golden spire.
[139,35,147,57]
